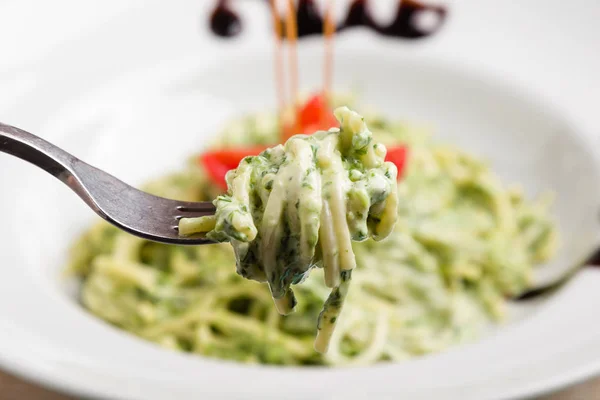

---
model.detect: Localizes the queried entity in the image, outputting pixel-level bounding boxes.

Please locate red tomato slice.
[385,146,408,179]
[283,93,338,139]
[200,146,267,190]
[300,111,338,135]
[200,153,231,190]
[298,93,330,127]
[206,146,268,169]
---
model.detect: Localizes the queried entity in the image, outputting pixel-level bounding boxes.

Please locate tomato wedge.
[283,93,338,139]
[385,146,408,179]
[204,146,268,169]
[200,146,267,190]
[298,93,333,128]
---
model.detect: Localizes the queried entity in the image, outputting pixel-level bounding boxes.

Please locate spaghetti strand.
[285,0,299,114]
[270,0,286,133]
[323,0,336,95]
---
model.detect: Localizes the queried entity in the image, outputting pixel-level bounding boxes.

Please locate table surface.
[0,369,598,400]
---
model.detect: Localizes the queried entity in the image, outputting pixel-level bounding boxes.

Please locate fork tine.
[175,202,217,213]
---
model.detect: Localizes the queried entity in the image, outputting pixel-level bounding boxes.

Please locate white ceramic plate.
[2,1,600,399]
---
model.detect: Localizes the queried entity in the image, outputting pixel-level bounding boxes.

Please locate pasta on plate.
[68,96,557,366]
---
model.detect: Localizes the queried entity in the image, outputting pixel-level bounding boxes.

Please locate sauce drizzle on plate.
[209,0,448,40]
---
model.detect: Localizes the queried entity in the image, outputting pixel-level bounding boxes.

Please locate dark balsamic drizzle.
[209,0,448,40]
[296,0,324,37]
[342,0,447,39]
[210,0,242,37]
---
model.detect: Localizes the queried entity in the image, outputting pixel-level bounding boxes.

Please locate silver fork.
[0,122,215,245]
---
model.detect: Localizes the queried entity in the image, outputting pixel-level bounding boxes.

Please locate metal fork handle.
[0,122,75,178]
[0,122,98,210]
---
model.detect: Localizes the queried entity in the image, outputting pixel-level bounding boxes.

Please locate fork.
[0,122,216,245]
[514,250,599,301]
